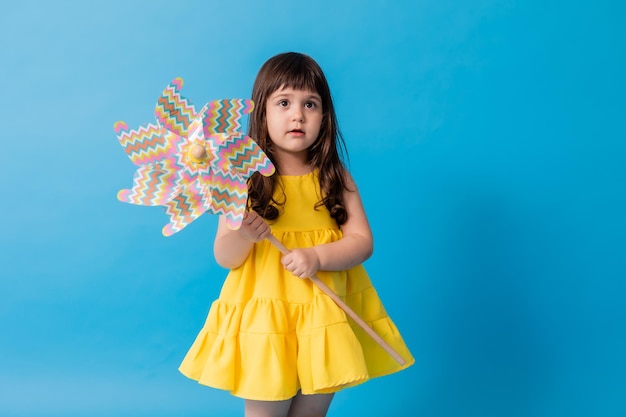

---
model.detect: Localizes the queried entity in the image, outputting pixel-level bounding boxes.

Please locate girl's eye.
[278,100,289,107]
[305,101,317,109]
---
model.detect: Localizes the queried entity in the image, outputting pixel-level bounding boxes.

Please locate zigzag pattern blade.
[161,179,210,236]
[155,77,197,137]
[114,121,174,166]
[203,99,254,135]
[217,134,275,178]
[205,169,248,229]
[117,165,181,206]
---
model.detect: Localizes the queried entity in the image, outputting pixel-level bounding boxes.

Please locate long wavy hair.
[247,52,350,225]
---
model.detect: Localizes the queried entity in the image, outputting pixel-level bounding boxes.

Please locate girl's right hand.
[238,211,271,242]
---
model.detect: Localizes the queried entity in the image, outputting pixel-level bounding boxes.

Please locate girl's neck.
[274,151,312,176]
[278,163,313,176]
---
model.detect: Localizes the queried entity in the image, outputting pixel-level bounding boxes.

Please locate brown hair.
[248,52,350,225]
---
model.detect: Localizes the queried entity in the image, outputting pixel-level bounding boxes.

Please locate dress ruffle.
[179,292,374,400]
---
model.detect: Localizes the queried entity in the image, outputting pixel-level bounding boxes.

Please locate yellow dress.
[179,171,414,401]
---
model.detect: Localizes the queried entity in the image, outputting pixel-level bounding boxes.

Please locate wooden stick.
[266,234,406,366]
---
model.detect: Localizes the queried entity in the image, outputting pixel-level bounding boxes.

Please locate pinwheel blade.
[117,164,182,206]
[210,133,275,178]
[114,121,178,166]
[203,99,254,135]
[161,178,211,236]
[204,169,249,229]
[155,77,198,137]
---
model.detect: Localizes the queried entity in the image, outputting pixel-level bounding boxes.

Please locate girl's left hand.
[281,248,320,279]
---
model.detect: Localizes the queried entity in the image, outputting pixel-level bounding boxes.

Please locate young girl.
[179,52,414,417]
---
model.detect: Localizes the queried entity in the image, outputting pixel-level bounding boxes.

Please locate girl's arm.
[213,211,271,269]
[281,173,374,278]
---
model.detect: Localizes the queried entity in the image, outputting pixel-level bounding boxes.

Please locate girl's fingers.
[239,211,271,242]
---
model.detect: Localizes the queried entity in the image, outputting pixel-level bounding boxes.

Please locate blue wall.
[1,1,624,416]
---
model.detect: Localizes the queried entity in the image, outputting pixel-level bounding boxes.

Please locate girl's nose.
[292,107,303,122]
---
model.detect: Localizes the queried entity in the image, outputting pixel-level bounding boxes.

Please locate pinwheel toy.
[114,79,406,365]
[114,78,275,236]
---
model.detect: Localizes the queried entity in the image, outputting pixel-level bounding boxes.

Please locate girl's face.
[265,86,322,161]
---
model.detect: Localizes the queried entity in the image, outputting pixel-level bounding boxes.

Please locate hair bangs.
[271,58,321,95]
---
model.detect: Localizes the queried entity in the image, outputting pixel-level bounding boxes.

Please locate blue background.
[1,1,625,416]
